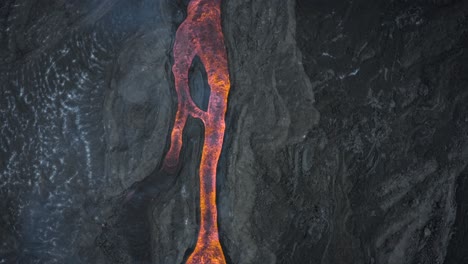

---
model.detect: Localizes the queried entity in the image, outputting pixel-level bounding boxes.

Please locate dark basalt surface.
[1,0,467,263]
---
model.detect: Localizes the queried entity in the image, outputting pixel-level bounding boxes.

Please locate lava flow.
[162,0,229,263]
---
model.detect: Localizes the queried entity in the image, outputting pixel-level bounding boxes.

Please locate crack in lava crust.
[162,0,229,263]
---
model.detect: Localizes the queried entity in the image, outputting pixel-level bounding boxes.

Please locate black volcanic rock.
[1,0,467,263]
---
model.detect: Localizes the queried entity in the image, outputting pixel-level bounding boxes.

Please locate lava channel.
[162,0,230,263]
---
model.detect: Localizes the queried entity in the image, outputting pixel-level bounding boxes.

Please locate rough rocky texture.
[1,0,467,263]
[0,1,167,262]
[295,1,468,263]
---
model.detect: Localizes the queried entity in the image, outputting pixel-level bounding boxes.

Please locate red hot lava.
[162,0,230,263]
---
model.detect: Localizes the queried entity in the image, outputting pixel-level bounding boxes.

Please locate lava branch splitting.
[162,0,230,263]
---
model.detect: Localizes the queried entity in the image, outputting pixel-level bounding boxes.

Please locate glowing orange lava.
[162,0,229,263]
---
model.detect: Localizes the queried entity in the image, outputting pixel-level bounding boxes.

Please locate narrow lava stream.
[162,0,230,263]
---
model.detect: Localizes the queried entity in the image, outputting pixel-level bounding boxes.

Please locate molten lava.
[162,0,229,263]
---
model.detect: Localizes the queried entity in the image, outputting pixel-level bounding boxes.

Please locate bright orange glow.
[162,0,229,263]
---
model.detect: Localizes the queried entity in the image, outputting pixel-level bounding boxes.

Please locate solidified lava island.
[162,0,230,263]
